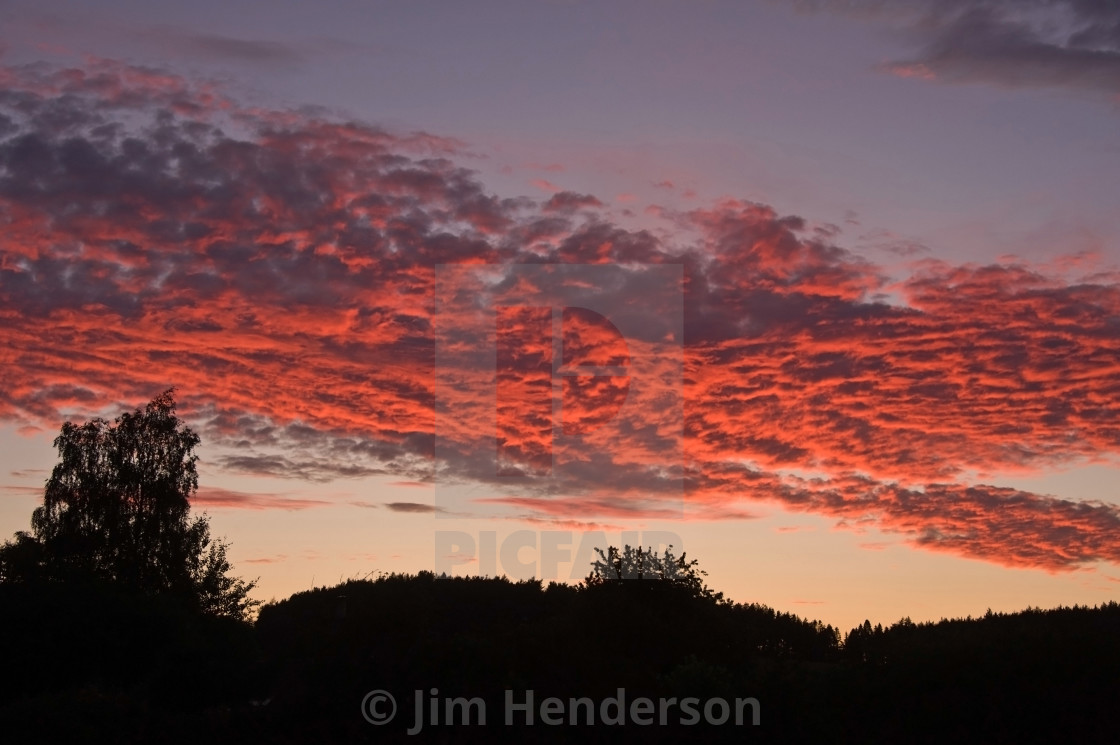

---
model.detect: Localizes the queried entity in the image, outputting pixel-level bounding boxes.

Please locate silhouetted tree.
[586,544,723,601]
[0,530,44,584]
[0,390,257,619]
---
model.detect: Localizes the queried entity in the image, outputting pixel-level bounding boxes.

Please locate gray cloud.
[792,0,1120,94]
[176,33,306,65]
[385,502,443,514]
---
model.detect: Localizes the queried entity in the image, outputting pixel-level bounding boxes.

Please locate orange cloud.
[3,59,1120,572]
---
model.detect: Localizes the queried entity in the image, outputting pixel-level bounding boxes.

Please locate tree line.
[2,393,1118,743]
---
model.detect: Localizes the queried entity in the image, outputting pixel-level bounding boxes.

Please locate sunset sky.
[2,0,1119,633]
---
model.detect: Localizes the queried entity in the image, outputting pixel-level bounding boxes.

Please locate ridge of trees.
[2,391,1119,741]
[4,556,1120,742]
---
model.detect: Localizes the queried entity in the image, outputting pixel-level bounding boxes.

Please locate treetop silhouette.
[586,544,724,602]
[0,389,258,619]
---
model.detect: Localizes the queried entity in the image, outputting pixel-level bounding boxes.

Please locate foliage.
[5,542,1120,743]
[585,543,723,601]
[0,390,258,620]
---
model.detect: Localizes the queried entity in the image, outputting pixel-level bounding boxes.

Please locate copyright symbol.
[361,689,397,725]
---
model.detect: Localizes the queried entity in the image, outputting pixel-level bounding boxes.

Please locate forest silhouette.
[2,393,1119,743]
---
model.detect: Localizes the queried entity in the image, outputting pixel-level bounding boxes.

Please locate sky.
[1,0,1119,633]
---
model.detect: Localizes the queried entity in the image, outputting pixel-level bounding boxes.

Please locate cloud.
[192,487,332,511]
[542,191,602,212]
[856,228,931,257]
[7,469,47,479]
[2,59,1120,572]
[0,485,45,497]
[530,178,560,192]
[792,0,1120,95]
[243,554,289,565]
[156,30,307,66]
[385,502,443,514]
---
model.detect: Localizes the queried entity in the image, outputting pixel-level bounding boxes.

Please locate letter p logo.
[435,264,682,519]
[495,305,632,476]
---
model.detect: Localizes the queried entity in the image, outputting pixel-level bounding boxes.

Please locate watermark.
[434,529,683,580]
[361,688,760,733]
[433,263,684,520]
[360,690,397,725]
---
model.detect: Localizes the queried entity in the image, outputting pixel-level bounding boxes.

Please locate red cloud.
[3,60,1120,572]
